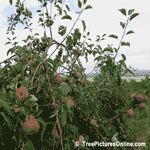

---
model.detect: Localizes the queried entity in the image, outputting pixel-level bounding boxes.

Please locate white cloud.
[1,0,150,73]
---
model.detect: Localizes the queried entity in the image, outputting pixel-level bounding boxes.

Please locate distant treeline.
[85,70,150,77]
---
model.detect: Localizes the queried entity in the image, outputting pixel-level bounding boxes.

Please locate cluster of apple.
[14,86,40,135]
[16,4,32,17]
[127,94,148,118]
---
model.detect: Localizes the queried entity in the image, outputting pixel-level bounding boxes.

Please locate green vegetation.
[87,76,150,83]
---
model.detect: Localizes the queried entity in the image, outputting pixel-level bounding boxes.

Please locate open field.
[87,76,149,83]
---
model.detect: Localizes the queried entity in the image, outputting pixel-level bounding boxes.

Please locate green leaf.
[108,34,118,39]
[96,35,100,39]
[29,23,33,26]
[52,87,62,96]
[22,39,27,43]
[126,30,134,35]
[34,33,39,36]
[35,109,43,118]
[130,13,139,21]
[65,4,70,11]
[23,98,31,106]
[63,10,67,16]
[78,0,82,8]
[12,31,14,35]
[39,14,44,16]
[85,5,93,10]
[103,87,112,95]
[75,11,81,14]
[125,98,132,107]
[37,10,41,12]
[0,112,12,129]
[9,0,12,5]
[39,18,43,22]
[121,41,130,47]
[87,31,90,36]
[55,5,62,15]
[58,0,62,4]
[121,54,126,61]
[21,80,28,88]
[7,48,14,56]
[103,46,113,53]
[37,119,46,142]
[66,36,73,46]
[128,9,135,15]
[102,34,106,37]
[5,42,11,45]
[83,0,87,4]
[120,22,125,29]
[61,110,67,126]
[87,44,94,49]
[7,37,11,41]
[27,35,31,41]
[58,8,62,15]
[12,37,17,40]
[58,85,72,96]
[81,20,86,32]
[43,2,47,7]
[63,55,68,62]
[23,140,35,150]
[58,25,67,36]
[118,60,128,71]
[96,38,100,42]
[0,96,14,117]
[61,15,72,20]
[94,56,102,62]
[126,68,135,76]
[97,45,102,51]
[117,73,121,87]
[13,42,18,45]
[118,8,126,16]
[29,94,38,102]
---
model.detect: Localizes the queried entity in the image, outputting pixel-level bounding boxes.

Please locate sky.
[0,0,150,75]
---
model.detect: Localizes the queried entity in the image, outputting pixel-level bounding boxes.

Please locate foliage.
[0,0,149,150]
